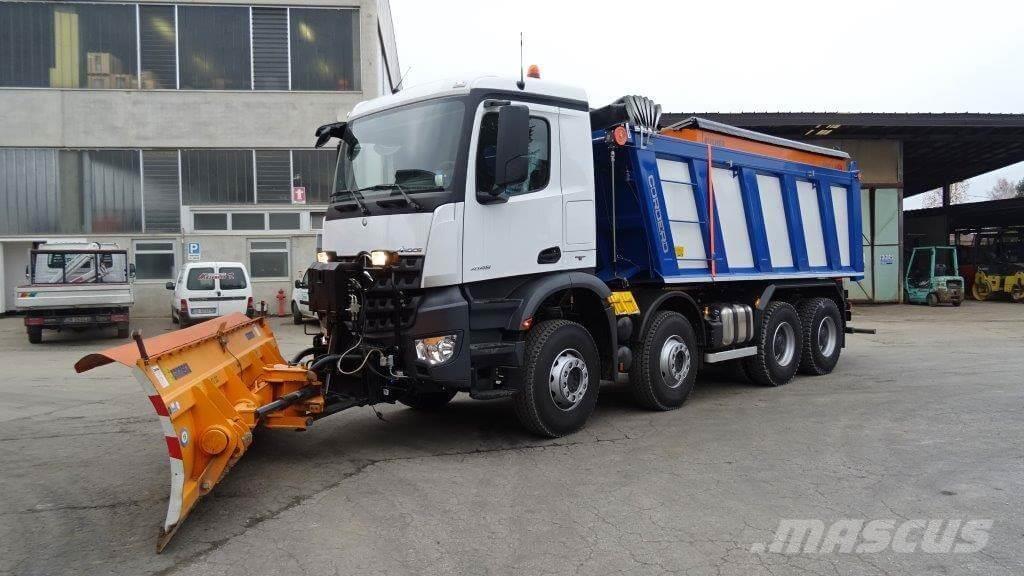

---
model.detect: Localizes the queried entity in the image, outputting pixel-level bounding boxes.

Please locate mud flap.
[75,313,323,552]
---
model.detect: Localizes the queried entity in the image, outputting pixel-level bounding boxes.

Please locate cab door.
[462,101,563,282]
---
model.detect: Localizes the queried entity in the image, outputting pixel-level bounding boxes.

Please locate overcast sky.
[389,0,1024,208]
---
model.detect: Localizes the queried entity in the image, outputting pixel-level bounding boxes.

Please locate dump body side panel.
[593,126,862,285]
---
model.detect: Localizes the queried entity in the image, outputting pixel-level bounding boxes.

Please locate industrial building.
[662,112,1024,302]
[0,0,400,316]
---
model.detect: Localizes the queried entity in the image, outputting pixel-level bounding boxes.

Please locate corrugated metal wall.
[255,150,291,203]
[142,150,181,231]
[251,7,289,91]
[0,149,59,233]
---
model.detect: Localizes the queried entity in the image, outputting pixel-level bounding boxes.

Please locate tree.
[988,177,1017,200]
[922,181,969,208]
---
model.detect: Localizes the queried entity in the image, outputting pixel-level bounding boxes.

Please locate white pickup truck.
[16,242,134,343]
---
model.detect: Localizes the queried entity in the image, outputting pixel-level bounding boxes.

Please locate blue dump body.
[592,124,863,285]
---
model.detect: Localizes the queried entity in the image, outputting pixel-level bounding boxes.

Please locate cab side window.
[476,113,550,197]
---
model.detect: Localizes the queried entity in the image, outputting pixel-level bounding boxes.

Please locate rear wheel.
[27,326,42,344]
[399,389,457,411]
[292,302,303,324]
[629,311,698,410]
[797,298,843,376]
[744,301,802,386]
[513,319,600,437]
[171,307,180,324]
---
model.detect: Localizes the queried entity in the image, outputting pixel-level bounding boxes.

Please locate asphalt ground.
[0,301,1021,575]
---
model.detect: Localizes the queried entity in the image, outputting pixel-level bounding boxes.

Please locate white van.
[167,262,253,326]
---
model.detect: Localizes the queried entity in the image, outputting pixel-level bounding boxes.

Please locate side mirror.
[486,105,530,201]
[165,282,175,290]
[294,279,303,289]
[128,263,136,278]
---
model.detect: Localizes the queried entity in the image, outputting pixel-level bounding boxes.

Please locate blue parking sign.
[187,242,201,261]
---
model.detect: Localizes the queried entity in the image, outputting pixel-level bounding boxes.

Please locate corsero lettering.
[647,174,670,255]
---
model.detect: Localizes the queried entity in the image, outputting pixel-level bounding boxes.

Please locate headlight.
[414,334,458,365]
[368,250,398,268]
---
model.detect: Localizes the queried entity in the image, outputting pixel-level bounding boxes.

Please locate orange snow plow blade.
[75,313,323,552]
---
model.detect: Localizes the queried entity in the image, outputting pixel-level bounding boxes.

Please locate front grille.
[332,255,424,334]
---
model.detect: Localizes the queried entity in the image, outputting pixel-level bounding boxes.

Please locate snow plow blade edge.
[75,313,323,552]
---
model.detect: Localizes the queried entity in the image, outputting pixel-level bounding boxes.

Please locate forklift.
[905,246,964,306]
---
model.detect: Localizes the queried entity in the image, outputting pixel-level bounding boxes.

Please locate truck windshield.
[31,252,128,284]
[333,99,465,205]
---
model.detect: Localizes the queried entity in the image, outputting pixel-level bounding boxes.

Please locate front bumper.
[308,259,522,391]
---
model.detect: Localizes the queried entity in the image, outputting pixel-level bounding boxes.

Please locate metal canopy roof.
[660,112,1024,197]
[905,197,1024,230]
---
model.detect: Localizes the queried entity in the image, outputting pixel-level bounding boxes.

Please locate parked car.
[291,268,313,324]
[167,262,253,327]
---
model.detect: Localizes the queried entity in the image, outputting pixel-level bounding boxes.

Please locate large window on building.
[139,4,177,89]
[292,149,337,204]
[0,2,138,88]
[248,239,290,278]
[133,240,176,280]
[289,8,360,91]
[177,5,251,90]
[181,150,254,204]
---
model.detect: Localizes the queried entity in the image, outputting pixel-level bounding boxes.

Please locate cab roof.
[347,76,589,120]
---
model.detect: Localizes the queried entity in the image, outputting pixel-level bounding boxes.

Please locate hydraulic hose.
[309,354,342,373]
[291,346,319,365]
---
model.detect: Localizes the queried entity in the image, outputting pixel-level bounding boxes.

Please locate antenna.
[516,32,525,90]
[393,66,412,93]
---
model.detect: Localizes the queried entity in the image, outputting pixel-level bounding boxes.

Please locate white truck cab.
[167,262,253,327]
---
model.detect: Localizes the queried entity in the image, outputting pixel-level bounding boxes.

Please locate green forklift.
[906,246,964,306]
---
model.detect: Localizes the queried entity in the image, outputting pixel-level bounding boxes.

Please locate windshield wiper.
[369,183,422,210]
[331,187,370,215]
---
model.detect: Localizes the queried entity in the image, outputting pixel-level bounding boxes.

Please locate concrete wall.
[0,0,381,149]
[815,139,903,186]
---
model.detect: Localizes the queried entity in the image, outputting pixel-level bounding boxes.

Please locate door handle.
[537,246,561,264]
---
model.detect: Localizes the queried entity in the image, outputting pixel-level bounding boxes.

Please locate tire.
[117,325,130,339]
[512,319,600,437]
[399,389,457,411]
[926,293,938,307]
[628,311,698,410]
[743,301,802,387]
[292,302,303,325]
[952,299,962,307]
[796,298,843,376]
[27,326,42,344]
[972,282,989,301]
[171,307,179,325]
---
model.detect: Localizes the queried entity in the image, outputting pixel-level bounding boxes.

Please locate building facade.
[0,0,400,316]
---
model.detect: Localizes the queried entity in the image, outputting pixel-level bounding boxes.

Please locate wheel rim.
[548,348,589,411]
[772,322,796,367]
[817,316,837,357]
[659,335,691,389]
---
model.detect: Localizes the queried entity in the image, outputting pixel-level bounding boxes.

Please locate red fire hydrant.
[276,288,287,317]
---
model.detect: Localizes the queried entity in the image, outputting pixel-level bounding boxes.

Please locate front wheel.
[797,298,843,376]
[629,311,698,410]
[512,319,600,437]
[972,282,990,301]
[926,293,938,307]
[744,301,802,386]
[292,302,303,325]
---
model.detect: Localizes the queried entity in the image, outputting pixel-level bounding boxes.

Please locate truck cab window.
[476,113,550,196]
